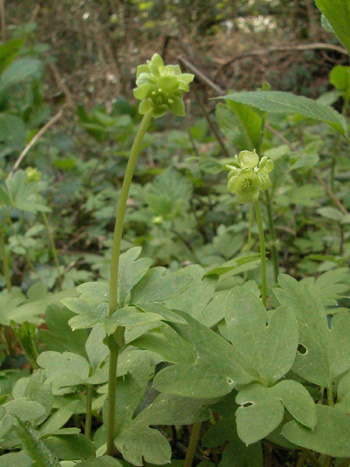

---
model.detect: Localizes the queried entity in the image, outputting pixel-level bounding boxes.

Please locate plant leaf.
[153,311,252,398]
[282,405,350,457]
[275,275,350,386]
[0,58,42,92]
[222,91,347,135]
[224,287,298,385]
[315,0,350,52]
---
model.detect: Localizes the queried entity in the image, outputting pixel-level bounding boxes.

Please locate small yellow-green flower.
[227,150,274,204]
[133,53,194,118]
[25,167,42,183]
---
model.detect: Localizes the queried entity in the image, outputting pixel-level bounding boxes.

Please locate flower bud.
[133,53,194,118]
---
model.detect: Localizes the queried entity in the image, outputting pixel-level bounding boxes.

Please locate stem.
[296,450,308,467]
[331,97,349,191]
[42,211,62,291]
[324,385,334,466]
[85,384,93,439]
[255,201,267,308]
[7,217,35,271]
[183,422,202,467]
[327,384,334,407]
[339,224,344,256]
[106,110,153,457]
[243,204,254,282]
[247,203,254,250]
[109,110,152,316]
[0,230,11,292]
[192,83,229,158]
[265,191,279,282]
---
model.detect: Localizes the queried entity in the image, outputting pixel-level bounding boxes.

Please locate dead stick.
[192,83,230,158]
[222,42,348,68]
[0,0,5,43]
[9,107,65,177]
[179,57,223,94]
[47,59,76,110]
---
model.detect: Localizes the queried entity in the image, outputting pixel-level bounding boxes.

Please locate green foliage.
[1,4,350,465]
[282,405,350,457]
[330,65,350,100]
[14,417,61,467]
[315,0,350,52]
[223,90,348,135]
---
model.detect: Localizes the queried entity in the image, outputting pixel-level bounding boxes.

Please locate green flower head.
[227,150,274,204]
[133,53,194,118]
[25,167,42,183]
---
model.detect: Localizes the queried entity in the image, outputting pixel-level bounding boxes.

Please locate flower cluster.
[133,53,194,118]
[226,150,274,204]
[25,167,42,183]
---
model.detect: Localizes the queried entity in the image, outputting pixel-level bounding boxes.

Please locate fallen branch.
[47,59,76,110]
[9,107,65,177]
[179,57,223,95]
[221,42,348,69]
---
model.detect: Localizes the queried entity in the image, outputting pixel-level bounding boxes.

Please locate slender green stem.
[85,384,93,439]
[296,450,308,467]
[7,217,35,271]
[265,191,279,282]
[255,201,267,308]
[0,230,11,292]
[106,110,153,457]
[324,384,334,466]
[331,97,349,191]
[109,110,152,317]
[183,422,202,467]
[247,203,254,251]
[327,384,334,407]
[42,211,62,291]
[243,204,254,283]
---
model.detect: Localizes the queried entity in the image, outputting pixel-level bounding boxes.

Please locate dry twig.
[221,42,349,69]
[9,107,65,177]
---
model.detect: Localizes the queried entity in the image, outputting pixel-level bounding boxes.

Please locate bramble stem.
[42,211,62,291]
[255,201,267,308]
[106,110,153,456]
[85,384,93,439]
[0,230,11,293]
[184,422,202,467]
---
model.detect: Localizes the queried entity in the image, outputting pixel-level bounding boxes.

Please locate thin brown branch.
[0,0,5,43]
[192,82,230,158]
[9,107,65,177]
[47,59,76,110]
[179,57,223,95]
[222,42,349,69]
